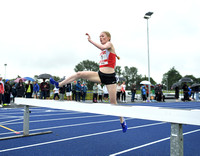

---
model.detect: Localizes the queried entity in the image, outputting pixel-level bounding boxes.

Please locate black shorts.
[98,71,116,85]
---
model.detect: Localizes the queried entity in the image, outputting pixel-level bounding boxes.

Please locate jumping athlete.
[50,31,127,132]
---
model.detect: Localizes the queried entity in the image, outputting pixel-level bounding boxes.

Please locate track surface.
[0,101,200,156]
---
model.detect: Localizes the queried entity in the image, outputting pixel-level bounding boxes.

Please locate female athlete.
[50,31,127,132]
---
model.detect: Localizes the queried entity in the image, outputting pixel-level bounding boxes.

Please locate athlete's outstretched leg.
[106,84,127,133]
[50,71,101,88]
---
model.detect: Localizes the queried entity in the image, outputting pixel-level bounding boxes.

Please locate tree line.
[73,60,200,90]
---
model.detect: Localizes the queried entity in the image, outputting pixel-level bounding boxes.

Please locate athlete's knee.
[76,71,86,79]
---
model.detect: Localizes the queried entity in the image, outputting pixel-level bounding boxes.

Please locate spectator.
[4,79,12,104]
[75,80,82,102]
[66,83,72,101]
[11,84,17,103]
[46,81,50,99]
[121,81,126,102]
[25,80,33,98]
[98,83,103,102]
[93,83,98,103]
[116,82,121,102]
[103,85,109,102]
[0,80,4,107]
[131,84,136,102]
[175,86,179,102]
[53,87,60,100]
[33,81,40,99]
[40,79,48,99]
[0,76,5,105]
[16,79,25,97]
[155,84,163,102]
[59,85,65,101]
[188,86,192,100]
[141,85,146,102]
[72,81,76,101]
[82,83,88,102]
[182,83,189,101]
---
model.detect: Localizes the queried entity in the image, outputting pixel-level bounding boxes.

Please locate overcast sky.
[0,0,199,83]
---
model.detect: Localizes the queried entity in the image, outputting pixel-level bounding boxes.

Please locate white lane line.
[109,129,200,156]
[0,118,132,136]
[29,112,86,117]
[3,114,108,126]
[0,118,23,125]
[0,122,164,153]
[0,118,121,136]
[0,111,81,116]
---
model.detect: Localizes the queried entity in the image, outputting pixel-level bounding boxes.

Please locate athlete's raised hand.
[85,33,91,41]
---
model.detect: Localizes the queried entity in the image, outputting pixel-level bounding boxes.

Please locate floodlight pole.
[144,12,153,101]
[4,64,7,80]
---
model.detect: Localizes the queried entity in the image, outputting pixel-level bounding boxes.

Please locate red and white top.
[99,49,116,69]
[0,83,4,94]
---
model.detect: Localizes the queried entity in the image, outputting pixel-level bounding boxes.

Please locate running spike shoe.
[50,77,59,88]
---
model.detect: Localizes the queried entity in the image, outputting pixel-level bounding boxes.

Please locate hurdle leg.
[0,104,52,141]
[170,123,183,156]
[23,105,30,136]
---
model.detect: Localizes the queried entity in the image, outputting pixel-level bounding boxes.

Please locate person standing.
[71,81,76,101]
[103,85,109,102]
[50,31,127,132]
[75,80,81,102]
[82,83,88,102]
[0,80,4,107]
[25,80,33,98]
[116,82,121,102]
[4,79,12,104]
[16,79,25,97]
[33,81,40,99]
[182,83,189,101]
[97,83,103,102]
[131,84,136,102]
[175,86,179,102]
[121,81,126,102]
[141,85,147,102]
[93,83,98,103]
[0,76,5,105]
[155,84,163,102]
[46,81,50,100]
[59,85,65,101]
[11,84,17,102]
[66,83,72,101]
[53,87,60,100]
[40,79,48,99]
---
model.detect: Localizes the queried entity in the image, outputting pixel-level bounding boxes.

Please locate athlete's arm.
[86,33,112,50]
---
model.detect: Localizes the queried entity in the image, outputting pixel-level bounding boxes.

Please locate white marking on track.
[0,122,164,153]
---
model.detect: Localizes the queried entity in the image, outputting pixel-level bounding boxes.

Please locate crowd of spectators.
[0,75,199,107]
[0,77,90,107]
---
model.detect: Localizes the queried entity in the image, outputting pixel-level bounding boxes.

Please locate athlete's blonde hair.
[102,31,111,41]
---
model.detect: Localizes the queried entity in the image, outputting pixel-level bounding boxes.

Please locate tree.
[115,66,122,77]
[74,60,99,72]
[34,75,39,80]
[161,67,182,90]
[122,66,138,89]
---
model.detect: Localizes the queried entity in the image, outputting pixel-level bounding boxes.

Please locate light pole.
[4,64,7,80]
[144,12,153,101]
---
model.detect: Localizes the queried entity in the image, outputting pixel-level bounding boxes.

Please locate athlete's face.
[100,33,110,44]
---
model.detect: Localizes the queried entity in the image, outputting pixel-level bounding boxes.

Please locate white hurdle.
[10,98,200,155]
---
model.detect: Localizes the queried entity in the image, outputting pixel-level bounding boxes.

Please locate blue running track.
[0,101,200,156]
